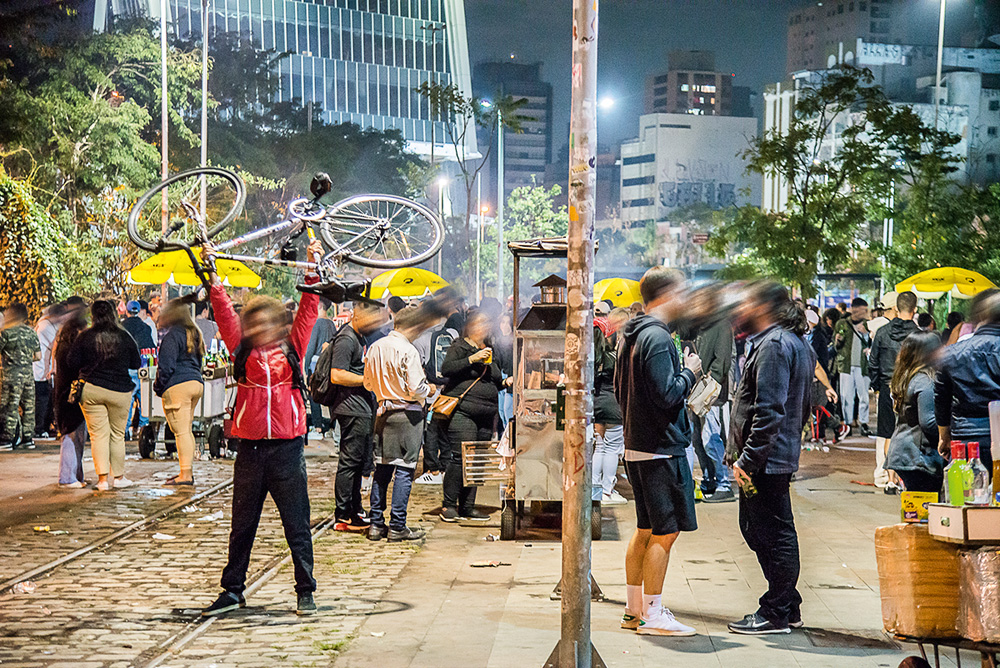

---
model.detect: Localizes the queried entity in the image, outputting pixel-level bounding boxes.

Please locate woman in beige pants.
[155,300,205,485]
[66,301,141,491]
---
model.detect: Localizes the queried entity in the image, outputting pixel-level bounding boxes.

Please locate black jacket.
[730,325,815,475]
[122,316,154,350]
[934,323,1000,438]
[614,315,696,456]
[440,338,504,410]
[695,316,734,404]
[66,328,141,393]
[810,323,833,373]
[869,318,919,391]
[154,326,204,396]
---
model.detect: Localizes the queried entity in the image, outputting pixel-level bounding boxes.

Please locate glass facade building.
[95,0,475,156]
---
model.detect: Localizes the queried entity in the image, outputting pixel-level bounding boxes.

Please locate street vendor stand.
[461,238,601,542]
[137,364,233,459]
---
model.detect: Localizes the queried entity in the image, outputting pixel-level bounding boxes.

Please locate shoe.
[201,591,242,617]
[884,484,900,495]
[459,509,491,522]
[21,439,35,449]
[637,607,696,636]
[440,507,460,522]
[307,430,322,441]
[415,472,438,485]
[350,513,370,527]
[113,477,135,489]
[702,488,736,504]
[0,442,11,452]
[59,481,86,489]
[164,476,194,486]
[367,525,388,541]
[859,424,872,438]
[96,479,111,492]
[728,612,791,635]
[621,608,641,630]
[430,472,445,484]
[296,592,317,616]
[387,526,426,542]
[835,424,850,442]
[789,612,804,629]
[602,491,628,505]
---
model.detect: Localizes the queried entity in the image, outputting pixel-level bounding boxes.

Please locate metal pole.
[160,0,170,301]
[555,0,600,666]
[934,0,946,130]
[496,107,504,302]
[438,181,445,276]
[476,173,482,304]
[200,0,209,223]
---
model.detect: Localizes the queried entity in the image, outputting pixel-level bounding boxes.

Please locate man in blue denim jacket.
[727,282,815,636]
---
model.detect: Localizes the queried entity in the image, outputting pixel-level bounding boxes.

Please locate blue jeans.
[129,370,149,430]
[369,463,415,532]
[592,424,624,498]
[58,422,88,484]
[691,406,731,493]
[498,388,513,432]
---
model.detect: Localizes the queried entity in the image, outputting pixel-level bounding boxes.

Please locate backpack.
[426,326,458,383]
[233,339,307,404]
[308,324,356,406]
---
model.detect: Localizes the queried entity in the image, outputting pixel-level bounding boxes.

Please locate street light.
[598,96,615,110]
[481,98,504,301]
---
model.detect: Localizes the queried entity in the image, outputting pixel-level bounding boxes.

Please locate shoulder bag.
[685,343,721,418]
[432,368,486,419]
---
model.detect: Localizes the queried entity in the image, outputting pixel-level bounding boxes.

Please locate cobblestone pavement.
[0,448,439,668]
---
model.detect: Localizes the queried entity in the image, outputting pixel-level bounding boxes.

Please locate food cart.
[466,237,601,541]
[136,364,233,459]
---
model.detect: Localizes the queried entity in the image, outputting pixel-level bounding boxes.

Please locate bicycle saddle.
[296,279,384,307]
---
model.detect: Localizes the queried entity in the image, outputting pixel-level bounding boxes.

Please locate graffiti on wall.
[658,158,737,210]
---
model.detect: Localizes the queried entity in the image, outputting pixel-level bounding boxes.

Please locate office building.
[93,0,476,158]
[473,61,553,205]
[644,50,739,117]
[619,113,759,228]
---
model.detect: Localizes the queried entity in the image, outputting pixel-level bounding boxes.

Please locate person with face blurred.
[833,297,872,437]
[199,240,322,618]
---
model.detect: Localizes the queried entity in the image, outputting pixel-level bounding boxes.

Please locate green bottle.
[944,441,968,507]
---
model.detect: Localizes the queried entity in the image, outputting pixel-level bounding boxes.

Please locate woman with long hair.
[155,299,206,485]
[884,332,945,493]
[438,309,511,522]
[66,300,142,491]
[52,302,89,487]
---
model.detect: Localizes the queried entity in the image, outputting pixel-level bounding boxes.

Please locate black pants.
[220,436,316,595]
[334,414,373,521]
[422,417,448,473]
[896,469,944,494]
[443,403,496,512]
[739,472,801,626]
[34,380,52,436]
[308,399,330,434]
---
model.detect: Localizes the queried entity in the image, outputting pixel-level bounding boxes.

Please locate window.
[680,84,689,92]
[990,100,1000,111]
[623,198,654,208]
[622,176,655,187]
[622,153,655,166]
[989,127,999,137]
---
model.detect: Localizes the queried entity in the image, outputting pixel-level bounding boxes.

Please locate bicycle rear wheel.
[318,194,443,269]
[127,167,246,253]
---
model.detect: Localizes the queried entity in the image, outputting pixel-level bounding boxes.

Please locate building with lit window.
[643,51,738,117]
[92,0,476,158]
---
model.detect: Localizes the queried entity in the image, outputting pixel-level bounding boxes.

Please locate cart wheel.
[500,505,517,541]
[138,425,157,459]
[208,424,224,459]
[591,501,603,541]
[164,424,176,455]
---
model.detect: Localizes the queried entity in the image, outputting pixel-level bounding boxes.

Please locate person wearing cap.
[122,300,155,438]
[868,292,897,338]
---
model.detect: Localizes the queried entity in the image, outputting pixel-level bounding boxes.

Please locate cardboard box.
[901,492,938,523]
[958,548,1000,643]
[928,504,1000,545]
[875,523,961,638]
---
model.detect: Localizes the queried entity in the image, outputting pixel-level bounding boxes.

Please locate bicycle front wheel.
[127,167,246,253]
[318,195,443,269]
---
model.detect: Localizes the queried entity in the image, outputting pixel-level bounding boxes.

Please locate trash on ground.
[370,631,385,638]
[470,561,511,568]
[48,530,68,535]
[152,532,176,540]
[139,488,175,497]
[153,471,175,479]
[198,510,224,522]
[11,581,36,594]
[484,533,500,542]
[32,526,50,532]
[181,505,202,513]
[40,606,51,615]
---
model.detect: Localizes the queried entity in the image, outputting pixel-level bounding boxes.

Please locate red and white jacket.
[210,283,318,441]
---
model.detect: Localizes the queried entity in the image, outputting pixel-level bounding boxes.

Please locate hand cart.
[137,366,234,459]
[894,635,999,668]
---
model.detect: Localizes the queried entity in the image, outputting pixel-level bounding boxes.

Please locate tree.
[707,66,962,295]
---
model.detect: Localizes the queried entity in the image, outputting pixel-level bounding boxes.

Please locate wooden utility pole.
[546,1,603,667]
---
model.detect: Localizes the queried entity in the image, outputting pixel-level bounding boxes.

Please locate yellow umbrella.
[128,250,262,288]
[896,267,996,300]
[594,278,641,308]
[368,268,448,298]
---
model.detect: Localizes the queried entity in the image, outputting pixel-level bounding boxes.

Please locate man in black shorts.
[614,266,702,636]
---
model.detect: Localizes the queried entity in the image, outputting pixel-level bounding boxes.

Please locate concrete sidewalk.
[335,442,967,668]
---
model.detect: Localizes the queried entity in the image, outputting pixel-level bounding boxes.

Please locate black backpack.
[308,323,358,406]
[425,325,457,383]
[232,339,307,404]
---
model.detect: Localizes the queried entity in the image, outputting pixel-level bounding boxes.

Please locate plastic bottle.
[944,441,967,506]
[966,443,991,506]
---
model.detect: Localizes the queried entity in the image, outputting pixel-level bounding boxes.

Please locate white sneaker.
[637,607,696,636]
[59,481,86,489]
[430,472,445,484]
[415,472,438,485]
[307,430,323,441]
[113,477,135,489]
[96,479,111,492]
[602,491,627,505]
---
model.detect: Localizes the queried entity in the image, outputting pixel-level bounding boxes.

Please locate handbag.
[432,369,486,419]
[684,343,721,417]
[67,378,86,405]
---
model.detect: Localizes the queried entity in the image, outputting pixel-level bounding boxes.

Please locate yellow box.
[901,491,938,523]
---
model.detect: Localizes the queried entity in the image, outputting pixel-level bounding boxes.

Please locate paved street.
[0,437,976,668]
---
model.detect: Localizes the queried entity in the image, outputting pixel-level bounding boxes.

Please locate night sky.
[464,0,804,152]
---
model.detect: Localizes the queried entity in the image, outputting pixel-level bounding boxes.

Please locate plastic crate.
[461,440,512,487]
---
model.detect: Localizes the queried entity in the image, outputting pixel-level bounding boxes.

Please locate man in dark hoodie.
[614,267,702,637]
[868,290,918,492]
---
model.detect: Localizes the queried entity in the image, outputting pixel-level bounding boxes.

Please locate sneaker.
[59,481,86,489]
[440,507,460,522]
[430,471,445,484]
[621,608,641,630]
[350,513,370,527]
[637,607,696,636]
[859,424,872,438]
[201,591,242,617]
[113,477,135,489]
[415,472,439,485]
[789,612,804,629]
[387,526,426,542]
[602,491,628,505]
[296,592,317,616]
[0,442,12,452]
[95,479,111,492]
[367,525,388,541]
[728,612,791,635]
[702,488,736,504]
[835,424,850,442]
[459,509,491,522]
[307,430,323,441]
[884,483,900,495]
[21,439,35,450]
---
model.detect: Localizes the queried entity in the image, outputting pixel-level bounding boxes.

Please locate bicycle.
[126,167,444,305]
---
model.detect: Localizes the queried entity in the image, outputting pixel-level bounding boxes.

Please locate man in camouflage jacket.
[0,303,41,449]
